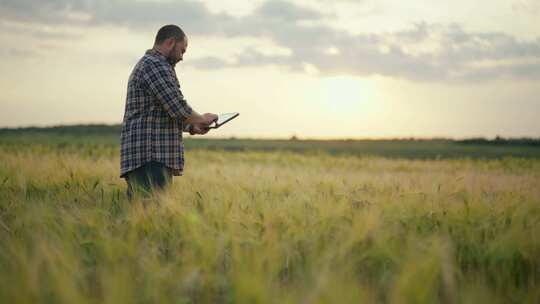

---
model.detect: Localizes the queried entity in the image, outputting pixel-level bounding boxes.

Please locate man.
[120,24,217,199]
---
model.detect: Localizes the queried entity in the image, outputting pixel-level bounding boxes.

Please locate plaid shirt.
[120,49,193,178]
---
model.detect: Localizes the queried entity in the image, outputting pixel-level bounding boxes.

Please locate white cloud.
[1,0,539,82]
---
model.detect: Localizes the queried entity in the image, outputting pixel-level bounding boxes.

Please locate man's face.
[167,37,188,66]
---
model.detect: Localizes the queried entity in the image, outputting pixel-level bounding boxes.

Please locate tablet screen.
[216,113,238,126]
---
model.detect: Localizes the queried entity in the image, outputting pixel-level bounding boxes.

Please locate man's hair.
[154,25,186,45]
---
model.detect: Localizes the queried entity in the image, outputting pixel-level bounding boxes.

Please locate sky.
[0,0,539,139]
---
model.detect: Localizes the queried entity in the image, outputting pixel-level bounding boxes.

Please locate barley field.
[1,132,539,303]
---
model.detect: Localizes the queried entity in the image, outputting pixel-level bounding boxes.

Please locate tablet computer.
[208,112,239,129]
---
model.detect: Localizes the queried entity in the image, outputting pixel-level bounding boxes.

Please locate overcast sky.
[0,0,539,138]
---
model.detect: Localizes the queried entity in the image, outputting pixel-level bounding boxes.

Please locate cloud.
[0,47,38,58]
[193,21,540,82]
[0,0,93,25]
[1,0,539,81]
[512,0,540,15]
[256,0,324,21]
[188,56,230,69]
[0,0,221,33]
[0,20,79,40]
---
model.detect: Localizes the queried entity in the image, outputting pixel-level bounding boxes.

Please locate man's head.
[153,25,188,66]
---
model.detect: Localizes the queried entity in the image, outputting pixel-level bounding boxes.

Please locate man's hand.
[202,113,218,125]
[188,112,217,135]
[185,111,218,126]
[190,124,210,135]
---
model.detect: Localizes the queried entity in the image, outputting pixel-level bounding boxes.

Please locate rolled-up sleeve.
[143,61,193,121]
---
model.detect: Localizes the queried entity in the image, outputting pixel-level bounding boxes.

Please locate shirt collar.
[146,49,169,63]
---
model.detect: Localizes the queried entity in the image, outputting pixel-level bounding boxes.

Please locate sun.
[318,76,374,112]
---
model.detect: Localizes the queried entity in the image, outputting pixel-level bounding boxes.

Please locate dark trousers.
[124,161,173,200]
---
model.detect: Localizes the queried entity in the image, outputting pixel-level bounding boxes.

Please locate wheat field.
[1,141,539,303]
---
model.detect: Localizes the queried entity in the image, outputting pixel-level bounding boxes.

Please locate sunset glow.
[0,0,538,138]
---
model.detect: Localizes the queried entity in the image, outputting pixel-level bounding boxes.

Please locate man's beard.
[167,55,177,66]
[166,41,179,66]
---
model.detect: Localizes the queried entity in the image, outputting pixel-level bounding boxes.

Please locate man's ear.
[164,37,175,50]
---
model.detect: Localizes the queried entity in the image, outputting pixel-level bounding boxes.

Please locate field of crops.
[1,131,539,303]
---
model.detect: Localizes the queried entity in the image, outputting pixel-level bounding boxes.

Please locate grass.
[0,134,539,303]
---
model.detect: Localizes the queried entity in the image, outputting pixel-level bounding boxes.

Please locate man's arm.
[143,61,217,126]
[143,61,193,121]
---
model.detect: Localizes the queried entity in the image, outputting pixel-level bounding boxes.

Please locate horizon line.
[1,122,539,141]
